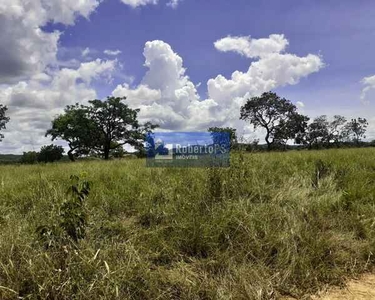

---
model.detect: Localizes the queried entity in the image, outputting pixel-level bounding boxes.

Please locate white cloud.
[40,0,100,25]
[167,0,182,8]
[112,84,161,106]
[112,36,323,134]
[207,53,323,108]
[112,40,201,129]
[0,60,117,153]
[361,75,375,104]
[0,0,99,84]
[296,101,305,108]
[104,49,122,56]
[214,34,289,58]
[82,47,90,57]
[119,0,158,8]
[119,0,182,8]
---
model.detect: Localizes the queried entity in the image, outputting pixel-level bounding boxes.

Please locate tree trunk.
[104,143,110,160]
[265,129,272,151]
[68,149,75,162]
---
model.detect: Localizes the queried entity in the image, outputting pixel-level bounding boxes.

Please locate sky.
[1,0,375,153]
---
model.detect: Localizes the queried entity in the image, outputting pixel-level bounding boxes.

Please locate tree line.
[0,92,372,162]
[239,92,369,150]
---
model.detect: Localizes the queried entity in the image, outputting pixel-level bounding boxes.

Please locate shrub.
[20,151,38,164]
[38,144,64,163]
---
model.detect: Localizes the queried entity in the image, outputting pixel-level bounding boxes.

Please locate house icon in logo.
[154,139,174,160]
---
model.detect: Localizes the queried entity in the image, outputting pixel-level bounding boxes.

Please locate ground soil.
[285,274,375,300]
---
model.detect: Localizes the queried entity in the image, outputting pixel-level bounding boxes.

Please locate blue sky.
[54,0,375,102]
[1,0,375,153]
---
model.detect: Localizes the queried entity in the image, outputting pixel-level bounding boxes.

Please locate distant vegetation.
[0,92,372,162]
[20,145,65,164]
[241,92,369,150]
[0,154,22,165]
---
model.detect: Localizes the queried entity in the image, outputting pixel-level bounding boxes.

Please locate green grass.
[1,148,375,299]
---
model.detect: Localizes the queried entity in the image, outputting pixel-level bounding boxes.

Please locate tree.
[344,118,368,144]
[274,113,309,149]
[240,92,308,150]
[297,115,349,149]
[46,104,98,162]
[87,97,158,160]
[328,115,347,146]
[38,145,65,163]
[208,127,238,149]
[302,115,330,149]
[0,104,10,141]
[47,97,158,160]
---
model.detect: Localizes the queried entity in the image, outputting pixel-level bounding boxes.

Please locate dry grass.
[1,148,375,299]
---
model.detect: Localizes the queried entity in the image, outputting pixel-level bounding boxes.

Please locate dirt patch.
[312,274,375,300]
[285,274,375,300]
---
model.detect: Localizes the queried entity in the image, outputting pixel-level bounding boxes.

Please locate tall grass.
[1,148,375,299]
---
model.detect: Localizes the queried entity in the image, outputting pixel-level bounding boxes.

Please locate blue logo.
[146,132,230,168]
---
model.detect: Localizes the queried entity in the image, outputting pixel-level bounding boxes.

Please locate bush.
[38,144,64,163]
[20,151,38,164]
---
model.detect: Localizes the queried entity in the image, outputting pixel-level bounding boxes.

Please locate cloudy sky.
[1,0,375,153]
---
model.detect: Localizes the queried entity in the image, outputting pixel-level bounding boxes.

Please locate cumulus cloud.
[214,34,289,58]
[112,84,161,105]
[112,35,323,133]
[0,0,100,84]
[0,59,117,153]
[104,49,122,56]
[112,40,201,129]
[361,75,375,104]
[207,53,323,107]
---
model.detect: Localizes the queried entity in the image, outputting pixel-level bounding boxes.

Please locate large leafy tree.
[0,104,10,141]
[47,97,158,161]
[87,97,158,159]
[46,104,98,161]
[240,92,308,150]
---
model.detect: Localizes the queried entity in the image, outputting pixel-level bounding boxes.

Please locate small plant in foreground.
[36,174,91,247]
[312,159,331,188]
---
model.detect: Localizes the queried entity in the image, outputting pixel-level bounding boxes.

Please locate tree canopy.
[0,104,10,142]
[295,115,368,149]
[344,118,368,144]
[47,97,158,160]
[240,92,309,150]
[38,145,65,163]
[46,104,98,161]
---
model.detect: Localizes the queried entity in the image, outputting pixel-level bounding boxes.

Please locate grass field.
[1,148,375,299]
